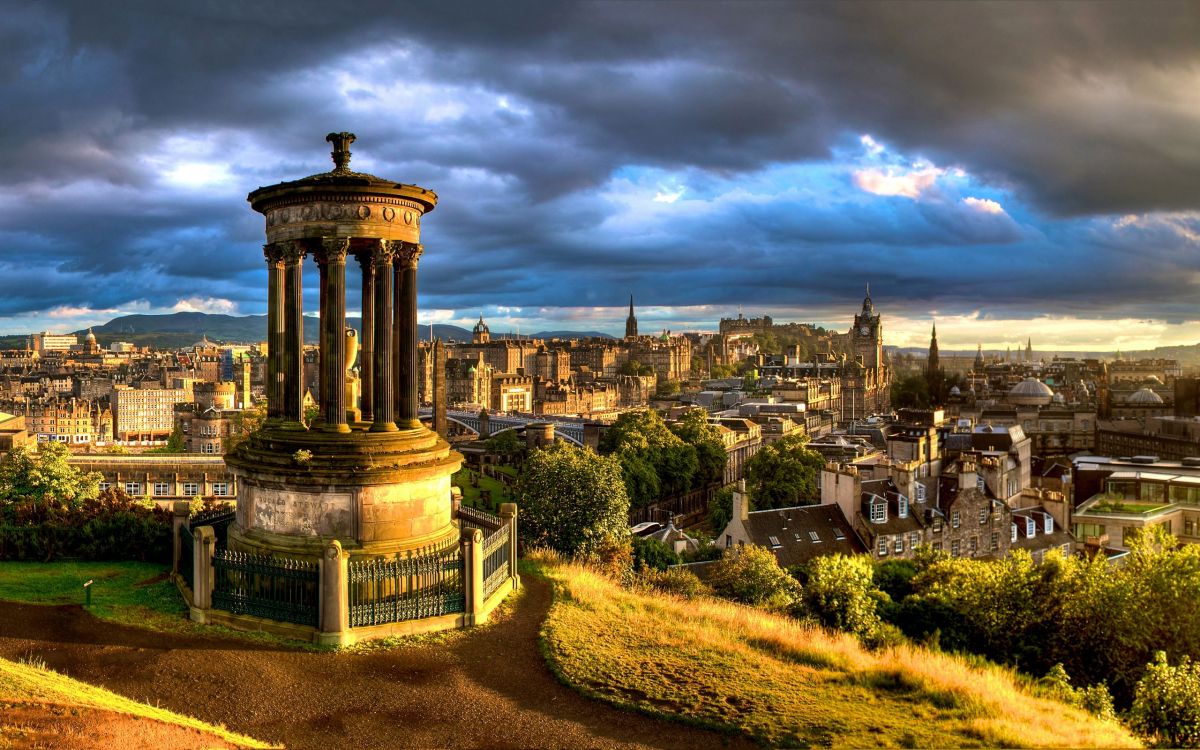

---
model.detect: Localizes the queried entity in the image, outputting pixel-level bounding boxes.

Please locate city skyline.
[1,2,1198,351]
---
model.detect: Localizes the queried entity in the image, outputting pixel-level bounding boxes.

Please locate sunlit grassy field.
[534,555,1140,748]
[0,656,276,748]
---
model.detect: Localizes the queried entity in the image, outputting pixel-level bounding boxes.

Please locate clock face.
[859,325,870,336]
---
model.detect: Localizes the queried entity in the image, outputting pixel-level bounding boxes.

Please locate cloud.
[962,197,1005,215]
[853,165,943,199]
[173,297,239,314]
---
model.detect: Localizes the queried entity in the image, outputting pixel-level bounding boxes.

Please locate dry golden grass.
[533,553,1139,749]
[0,656,277,749]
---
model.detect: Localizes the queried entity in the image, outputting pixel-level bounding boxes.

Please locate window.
[1043,515,1054,534]
[979,507,989,524]
[153,482,170,497]
[976,475,985,491]
[878,538,888,556]
[808,530,821,543]
[183,482,200,496]
[898,496,908,519]
[932,516,943,533]
[1012,523,1019,542]
[916,484,926,503]
[768,535,782,548]
[968,536,977,554]
[212,483,229,497]
[870,498,887,523]
[951,511,960,529]
[991,531,999,551]
[1026,518,1036,537]
[124,482,141,496]
[98,481,110,492]
[932,541,942,551]
[894,537,904,554]
[833,528,846,541]
[910,531,921,548]
[1007,479,1015,497]
[726,535,732,547]
[951,539,961,557]
[1143,483,1166,503]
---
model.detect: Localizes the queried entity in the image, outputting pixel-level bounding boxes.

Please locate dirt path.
[0,577,754,750]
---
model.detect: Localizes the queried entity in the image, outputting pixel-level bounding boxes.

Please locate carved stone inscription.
[251,486,353,537]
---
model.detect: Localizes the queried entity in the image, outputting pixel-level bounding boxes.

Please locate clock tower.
[850,284,883,370]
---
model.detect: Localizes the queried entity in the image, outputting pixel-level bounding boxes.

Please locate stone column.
[433,339,447,438]
[397,243,423,428]
[500,502,520,590]
[392,255,402,423]
[318,539,350,646]
[264,243,286,422]
[357,252,375,420]
[462,527,484,626]
[171,501,190,576]
[369,240,397,431]
[281,241,307,428]
[318,238,350,432]
[191,525,216,618]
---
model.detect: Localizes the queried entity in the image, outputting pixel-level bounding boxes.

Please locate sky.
[1,1,1198,351]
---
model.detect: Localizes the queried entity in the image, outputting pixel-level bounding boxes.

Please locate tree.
[224,400,266,455]
[707,486,738,533]
[1130,652,1200,748]
[708,544,800,611]
[632,536,680,571]
[891,373,931,409]
[743,433,824,508]
[517,442,630,558]
[669,409,727,487]
[600,410,698,506]
[655,379,681,398]
[0,443,101,506]
[485,429,525,458]
[800,554,885,640]
[147,424,186,454]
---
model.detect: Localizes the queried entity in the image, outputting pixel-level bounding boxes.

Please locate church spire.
[624,293,638,340]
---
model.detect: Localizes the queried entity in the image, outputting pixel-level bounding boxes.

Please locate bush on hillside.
[632,536,680,571]
[1129,652,1200,747]
[518,442,631,559]
[0,487,171,563]
[797,554,885,641]
[639,566,709,599]
[708,544,800,611]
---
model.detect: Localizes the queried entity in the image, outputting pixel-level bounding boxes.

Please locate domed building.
[1111,385,1171,421]
[1006,377,1054,407]
[1127,387,1164,406]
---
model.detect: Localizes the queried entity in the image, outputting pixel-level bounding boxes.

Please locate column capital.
[263,243,286,266]
[314,237,350,265]
[279,239,308,264]
[367,238,397,266]
[395,242,423,269]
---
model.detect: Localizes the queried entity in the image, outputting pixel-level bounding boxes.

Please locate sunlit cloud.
[172,296,239,314]
[852,165,944,199]
[962,196,1005,215]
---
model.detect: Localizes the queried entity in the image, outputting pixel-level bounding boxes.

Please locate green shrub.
[1130,652,1200,747]
[708,544,800,611]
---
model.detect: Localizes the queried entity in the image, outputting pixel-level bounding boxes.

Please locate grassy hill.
[0,656,275,749]
[534,555,1139,748]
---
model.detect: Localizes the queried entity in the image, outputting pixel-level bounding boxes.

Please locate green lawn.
[453,467,515,511]
[1088,501,1170,514]
[0,560,316,648]
[0,561,186,628]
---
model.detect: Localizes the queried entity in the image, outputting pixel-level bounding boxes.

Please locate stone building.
[174,404,237,454]
[111,384,193,443]
[6,396,112,447]
[446,353,492,407]
[491,372,534,413]
[70,454,237,504]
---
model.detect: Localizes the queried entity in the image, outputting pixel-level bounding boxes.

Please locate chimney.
[735,479,749,522]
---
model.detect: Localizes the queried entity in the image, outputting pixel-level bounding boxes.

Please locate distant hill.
[0,312,611,351]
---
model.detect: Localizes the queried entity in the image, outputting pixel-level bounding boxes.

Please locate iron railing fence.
[347,543,464,627]
[211,549,320,627]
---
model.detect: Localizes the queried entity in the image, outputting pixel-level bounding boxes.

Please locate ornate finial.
[326,132,356,173]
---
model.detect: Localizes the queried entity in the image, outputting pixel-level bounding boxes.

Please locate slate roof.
[739,504,865,567]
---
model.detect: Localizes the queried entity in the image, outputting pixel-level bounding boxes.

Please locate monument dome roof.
[1127,387,1164,405]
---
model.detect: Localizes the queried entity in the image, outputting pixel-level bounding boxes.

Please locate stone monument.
[225,132,463,560]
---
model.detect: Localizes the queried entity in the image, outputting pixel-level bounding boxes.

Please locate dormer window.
[1026,518,1036,537]
[1011,523,1018,542]
[768,535,782,549]
[976,475,985,491]
[809,531,821,543]
[870,497,887,523]
[916,484,927,503]
[1044,515,1054,534]
[898,496,909,519]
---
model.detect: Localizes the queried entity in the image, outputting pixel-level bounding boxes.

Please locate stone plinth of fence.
[171,501,190,577]
[319,540,350,646]
[190,526,216,621]
[462,527,484,626]
[500,502,519,590]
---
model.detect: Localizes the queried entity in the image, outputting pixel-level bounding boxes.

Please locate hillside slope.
[536,558,1139,749]
[0,656,275,749]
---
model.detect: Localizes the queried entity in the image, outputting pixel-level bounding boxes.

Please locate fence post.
[462,527,483,626]
[500,502,519,589]
[190,526,216,622]
[171,501,190,576]
[318,539,350,647]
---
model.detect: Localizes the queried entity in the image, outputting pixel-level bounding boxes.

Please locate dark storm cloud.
[1,1,1198,335]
